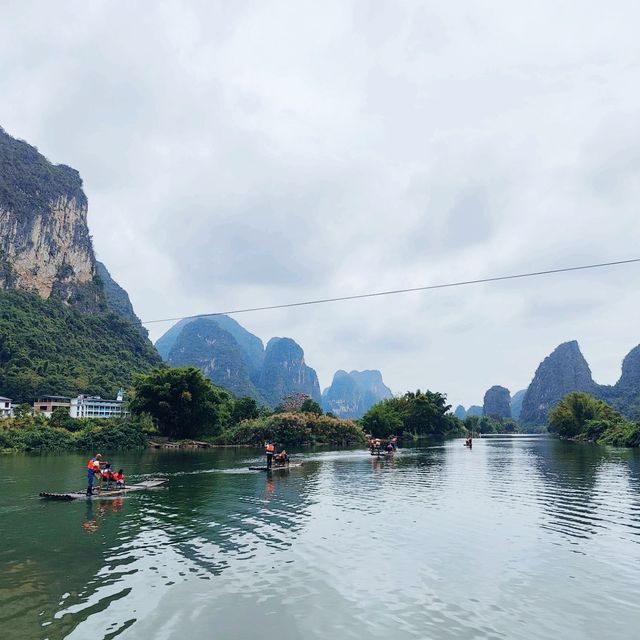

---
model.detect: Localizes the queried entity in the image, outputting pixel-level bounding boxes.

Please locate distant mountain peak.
[322,369,392,419]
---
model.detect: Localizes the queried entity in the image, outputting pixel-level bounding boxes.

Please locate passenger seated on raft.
[273,450,289,466]
[113,469,125,487]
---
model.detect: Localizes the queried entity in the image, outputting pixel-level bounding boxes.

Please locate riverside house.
[0,396,13,418]
[69,389,128,419]
[33,396,72,418]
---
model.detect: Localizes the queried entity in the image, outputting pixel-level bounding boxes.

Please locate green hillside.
[0,289,162,402]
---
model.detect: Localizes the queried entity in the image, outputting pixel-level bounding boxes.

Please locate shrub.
[219,412,366,447]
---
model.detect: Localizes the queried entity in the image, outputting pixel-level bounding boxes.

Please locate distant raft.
[39,479,167,501]
[248,463,304,472]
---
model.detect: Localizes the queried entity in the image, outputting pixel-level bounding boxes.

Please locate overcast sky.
[1,0,639,407]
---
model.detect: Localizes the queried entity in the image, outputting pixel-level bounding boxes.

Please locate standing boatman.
[265,441,275,469]
[86,453,102,496]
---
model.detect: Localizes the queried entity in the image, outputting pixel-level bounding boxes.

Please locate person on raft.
[114,469,125,488]
[86,453,104,496]
[265,441,275,469]
[385,442,394,454]
[102,463,114,489]
[465,436,473,448]
[274,449,289,466]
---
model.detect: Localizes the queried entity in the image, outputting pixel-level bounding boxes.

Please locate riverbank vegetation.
[0,412,153,452]
[548,392,640,447]
[361,390,464,439]
[1,368,367,452]
[217,412,365,447]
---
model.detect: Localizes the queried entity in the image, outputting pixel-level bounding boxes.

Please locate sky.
[1,0,639,408]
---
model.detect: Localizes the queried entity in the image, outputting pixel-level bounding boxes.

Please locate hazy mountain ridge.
[158,318,322,408]
[322,369,393,419]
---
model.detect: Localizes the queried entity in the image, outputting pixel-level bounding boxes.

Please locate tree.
[548,392,619,438]
[49,406,76,430]
[299,398,323,415]
[13,403,32,419]
[360,402,404,437]
[130,367,232,439]
[232,396,260,423]
[361,389,462,438]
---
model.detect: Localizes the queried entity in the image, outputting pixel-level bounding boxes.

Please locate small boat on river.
[39,479,167,501]
[248,463,304,472]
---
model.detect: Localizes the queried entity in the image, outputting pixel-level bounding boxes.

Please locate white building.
[70,389,128,419]
[0,396,13,418]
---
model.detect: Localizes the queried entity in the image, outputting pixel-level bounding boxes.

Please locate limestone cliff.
[167,318,264,402]
[0,126,161,400]
[0,128,101,310]
[520,341,597,425]
[321,369,392,419]
[483,385,512,419]
[258,337,321,407]
[96,261,147,337]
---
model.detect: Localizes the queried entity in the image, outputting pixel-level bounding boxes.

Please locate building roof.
[0,396,12,401]
[35,396,72,402]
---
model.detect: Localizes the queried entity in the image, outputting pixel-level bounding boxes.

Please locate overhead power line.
[141,257,640,325]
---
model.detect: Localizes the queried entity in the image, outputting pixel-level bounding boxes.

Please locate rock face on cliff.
[167,318,264,402]
[258,337,321,407]
[0,127,160,399]
[466,405,483,417]
[96,261,147,337]
[0,127,103,311]
[520,341,597,425]
[483,385,512,419]
[510,389,526,420]
[321,369,392,419]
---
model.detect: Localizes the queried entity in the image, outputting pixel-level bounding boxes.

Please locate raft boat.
[248,463,304,472]
[39,479,167,501]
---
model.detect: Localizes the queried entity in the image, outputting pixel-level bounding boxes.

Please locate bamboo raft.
[248,463,304,472]
[39,479,167,501]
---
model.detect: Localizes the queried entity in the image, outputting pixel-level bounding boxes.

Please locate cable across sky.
[141,257,640,325]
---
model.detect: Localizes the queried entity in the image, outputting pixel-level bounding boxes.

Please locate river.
[1,436,639,639]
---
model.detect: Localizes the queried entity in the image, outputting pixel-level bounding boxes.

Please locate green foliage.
[74,420,147,450]
[360,402,404,437]
[464,415,521,435]
[361,390,463,438]
[0,421,74,451]
[231,396,260,423]
[0,415,151,452]
[0,127,86,223]
[299,398,323,415]
[0,289,161,402]
[219,412,366,447]
[548,392,640,447]
[548,392,619,438]
[130,367,232,439]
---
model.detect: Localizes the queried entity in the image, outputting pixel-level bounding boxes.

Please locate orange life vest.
[266,443,275,454]
[87,458,100,471]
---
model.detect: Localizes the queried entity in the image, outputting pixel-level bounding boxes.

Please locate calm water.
[1,437,640,640]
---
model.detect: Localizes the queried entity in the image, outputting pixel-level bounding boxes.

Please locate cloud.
[1,0,640,407]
